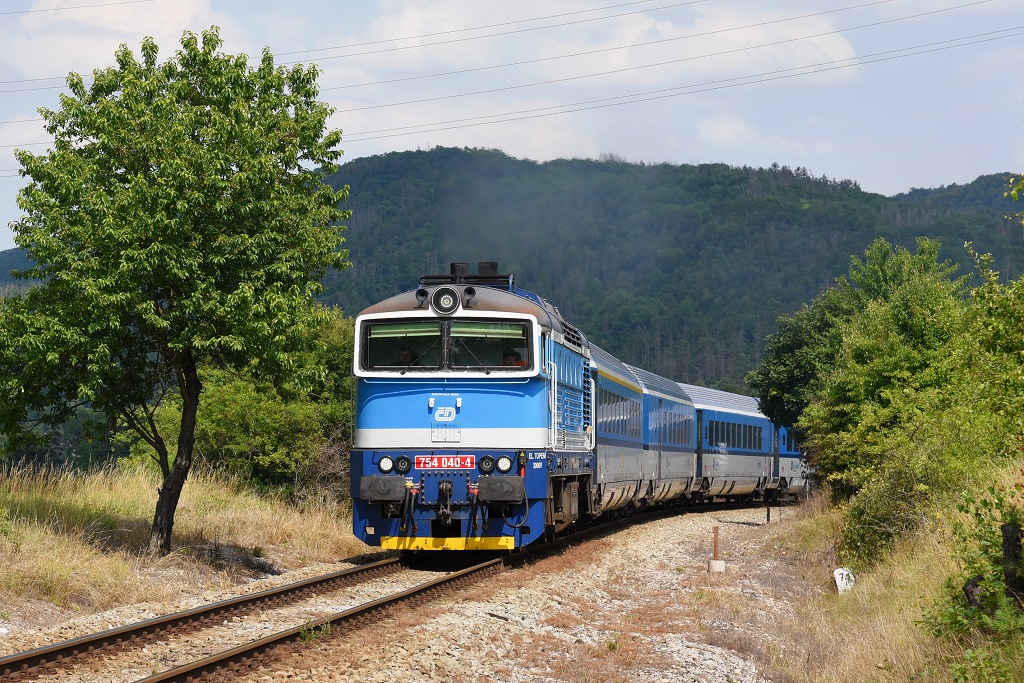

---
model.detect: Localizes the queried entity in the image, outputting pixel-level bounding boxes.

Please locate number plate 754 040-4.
[414,455,475,469]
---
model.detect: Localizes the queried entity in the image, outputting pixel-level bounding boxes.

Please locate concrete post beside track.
[708,525,725,573]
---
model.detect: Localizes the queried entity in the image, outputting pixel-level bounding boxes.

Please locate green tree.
[801,255,967,490]
[748,238,961,431]
[0,28,350,554]
[745,285,855,428]
[1008,173,1024,211]
[118,308,354,494]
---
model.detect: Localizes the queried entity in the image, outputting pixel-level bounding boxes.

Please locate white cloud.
[1,0,236,79]
[697,113,757,148]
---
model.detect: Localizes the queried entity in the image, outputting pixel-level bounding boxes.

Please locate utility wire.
[0,1,1005,145]
[341,27,1024,142]
[0,0,908,91]
[0,0,155,17]
[0,0,707,88]
[0,0,913,129]
[335,1,993,112]
[326,0,979,91]
[278,0,704,56]
[282,0,909,64]
[3,23,1016,149]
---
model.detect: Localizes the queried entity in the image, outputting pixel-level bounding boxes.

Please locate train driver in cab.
[503,349,528,368]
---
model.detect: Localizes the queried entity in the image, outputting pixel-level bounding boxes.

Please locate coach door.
[772,428,781,479]
[654,400,664,482]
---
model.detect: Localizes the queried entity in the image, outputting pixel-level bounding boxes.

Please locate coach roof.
[678,382,763,419]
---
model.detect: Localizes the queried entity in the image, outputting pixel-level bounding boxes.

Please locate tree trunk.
[149,352,201,556]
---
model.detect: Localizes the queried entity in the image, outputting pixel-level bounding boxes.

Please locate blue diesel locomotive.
[350,263,807,551]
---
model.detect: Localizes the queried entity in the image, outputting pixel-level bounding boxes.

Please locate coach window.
[364,321,442,370]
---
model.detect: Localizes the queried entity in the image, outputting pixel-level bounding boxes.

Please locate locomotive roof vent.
[419,261,516,292]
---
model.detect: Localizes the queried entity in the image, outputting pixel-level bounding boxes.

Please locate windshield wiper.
[452,340,491,375]
[399,338,440,375]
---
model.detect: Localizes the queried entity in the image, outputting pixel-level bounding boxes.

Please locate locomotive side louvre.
[537,328,594,535]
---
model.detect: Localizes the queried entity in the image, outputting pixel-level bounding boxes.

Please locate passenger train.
[351,263,808,551]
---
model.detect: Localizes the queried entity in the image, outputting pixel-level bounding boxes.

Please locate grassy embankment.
[0,464,366,616]
[760,468,1024,683]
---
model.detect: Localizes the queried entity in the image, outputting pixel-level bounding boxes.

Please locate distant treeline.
[4,147,1021,389]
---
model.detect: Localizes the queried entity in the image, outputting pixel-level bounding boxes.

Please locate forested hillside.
[318,148,1021,388]
[4,147,1021,387]
[0,248,29,298]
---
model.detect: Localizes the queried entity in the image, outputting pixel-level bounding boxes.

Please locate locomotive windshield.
[362,318,531,372]
[364,321,443,370]
[449,321,529,370]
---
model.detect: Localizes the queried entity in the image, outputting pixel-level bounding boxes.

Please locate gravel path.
[2,505,813,682]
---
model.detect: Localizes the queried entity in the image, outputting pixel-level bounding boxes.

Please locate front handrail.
[546,359,558,449]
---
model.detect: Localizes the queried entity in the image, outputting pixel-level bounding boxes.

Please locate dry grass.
[530,630,657,683]
[0,463,366,614]
[756,528,953,683]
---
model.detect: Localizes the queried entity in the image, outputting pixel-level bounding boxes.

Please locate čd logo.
[434,406,457,422]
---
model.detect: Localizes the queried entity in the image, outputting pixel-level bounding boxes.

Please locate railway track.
[0,557,406,682]
[0,500,779,682]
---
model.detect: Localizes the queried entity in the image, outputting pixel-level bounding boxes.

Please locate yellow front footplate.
[380,536,515,551]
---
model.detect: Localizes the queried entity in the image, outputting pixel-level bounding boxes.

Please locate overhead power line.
[0,0,708,89]
[0,1,1006,147]
[340,27,1024,142]
[278,0,705,56]
[282,0,911,64]
[0,0,907,91]
[0,0,155,17]
[326,0,986,91]
[333,1,994,113]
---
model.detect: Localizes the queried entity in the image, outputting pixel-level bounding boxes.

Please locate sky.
[1,0,1023,252]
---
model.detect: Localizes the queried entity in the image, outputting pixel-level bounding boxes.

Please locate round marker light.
[496,455,514,473]
[395,456,412,474]
[479,456,496,474]
[430,286,460,315]
[378,456,395,473]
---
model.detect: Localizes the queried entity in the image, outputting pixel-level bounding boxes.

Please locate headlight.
[496,455,514,473]
[479,456,496,474]
[395,456,412,474]
[378,456,395,473]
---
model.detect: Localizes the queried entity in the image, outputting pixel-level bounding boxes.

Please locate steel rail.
[0,557,402,682]
[134,557,503,683]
